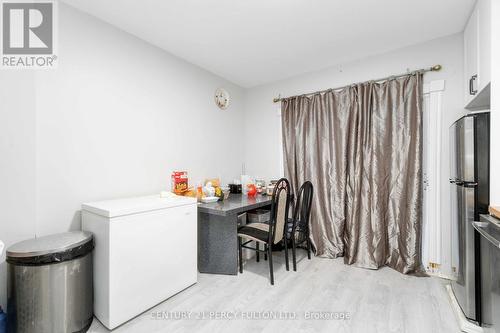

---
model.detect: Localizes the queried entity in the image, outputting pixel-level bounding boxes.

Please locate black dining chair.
[287,181,313,271]
[237,178,291,285]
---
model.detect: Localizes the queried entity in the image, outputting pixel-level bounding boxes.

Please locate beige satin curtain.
[281,73,424,274]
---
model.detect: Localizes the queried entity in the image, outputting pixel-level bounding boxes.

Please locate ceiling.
[61,0,475,87]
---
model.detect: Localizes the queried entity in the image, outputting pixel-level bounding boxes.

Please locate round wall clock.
[214,88,230,110]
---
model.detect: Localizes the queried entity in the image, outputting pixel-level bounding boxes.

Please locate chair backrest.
[292,181,314,234]
[269,178,290,244]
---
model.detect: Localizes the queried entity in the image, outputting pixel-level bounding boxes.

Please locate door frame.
[422,79,454,279]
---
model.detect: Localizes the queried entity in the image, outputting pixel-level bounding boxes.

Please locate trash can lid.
[7,231,93,258]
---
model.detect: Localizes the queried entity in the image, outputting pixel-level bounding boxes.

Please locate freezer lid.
[82,194,197,218]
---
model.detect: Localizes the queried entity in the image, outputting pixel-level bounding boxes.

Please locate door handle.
[469,75,478,95]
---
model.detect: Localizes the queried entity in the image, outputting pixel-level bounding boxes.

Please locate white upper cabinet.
[477,0,491,90]
[464,8,478,105]
[464,0,491,110]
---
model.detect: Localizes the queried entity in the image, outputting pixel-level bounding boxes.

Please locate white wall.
[0,72,37,311]
[33,4,245,236]
[243,34,465,275]
[0,3,245,308]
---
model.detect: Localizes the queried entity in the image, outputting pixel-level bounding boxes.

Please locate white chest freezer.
[82,195,197,329]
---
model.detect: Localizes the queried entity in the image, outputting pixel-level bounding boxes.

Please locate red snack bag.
[171,171,188,194]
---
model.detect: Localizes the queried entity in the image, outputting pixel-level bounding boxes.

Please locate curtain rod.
[272,64,442,103]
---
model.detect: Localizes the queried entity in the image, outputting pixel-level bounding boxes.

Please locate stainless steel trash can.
[6,231,94,333]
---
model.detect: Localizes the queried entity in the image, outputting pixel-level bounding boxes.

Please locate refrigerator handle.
[473,222,500,249]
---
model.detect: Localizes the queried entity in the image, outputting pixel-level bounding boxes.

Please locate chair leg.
[307,237,311,260]
[284,239,289,271]
[264,244,268,261]
[292,237,297,271]
[268,243,274,285]
[256,242,260,262]
[238,236,243,273]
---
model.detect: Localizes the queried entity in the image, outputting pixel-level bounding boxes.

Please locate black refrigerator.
[449,112,489,325]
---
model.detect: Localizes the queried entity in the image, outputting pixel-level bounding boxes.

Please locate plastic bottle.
[0,306,6,333]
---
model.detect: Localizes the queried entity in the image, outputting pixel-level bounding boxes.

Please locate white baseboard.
[445,284,483,333]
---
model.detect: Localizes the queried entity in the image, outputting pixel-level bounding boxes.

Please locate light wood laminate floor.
[88,251,459,333]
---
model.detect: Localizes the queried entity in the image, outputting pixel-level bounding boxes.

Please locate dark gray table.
[198,194,272,275]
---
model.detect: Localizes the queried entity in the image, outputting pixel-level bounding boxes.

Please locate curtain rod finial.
[431,64,442,71]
